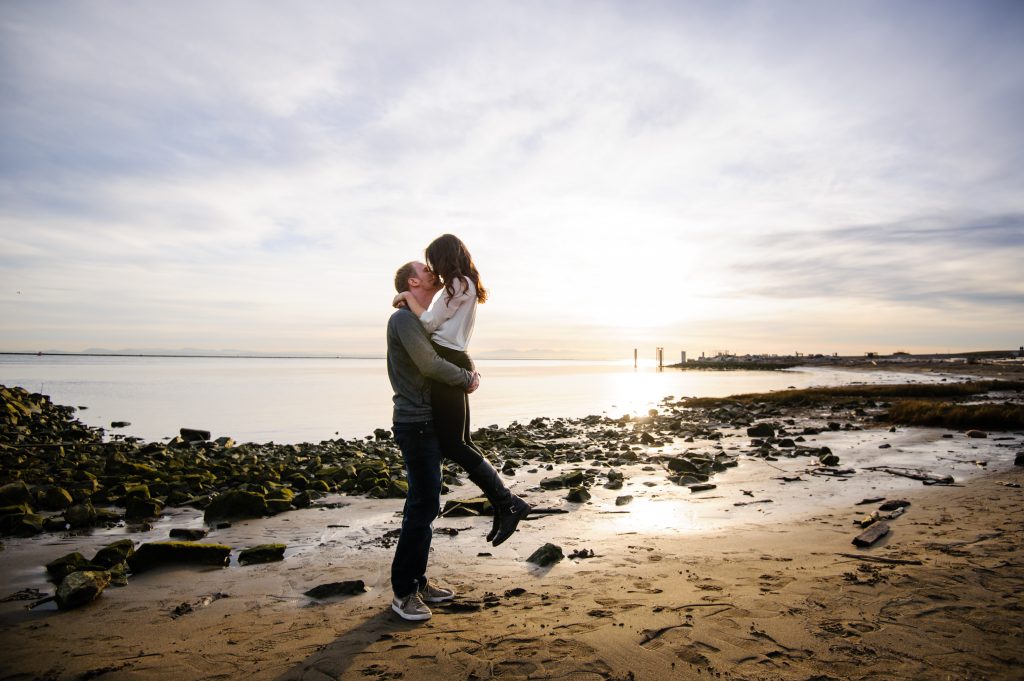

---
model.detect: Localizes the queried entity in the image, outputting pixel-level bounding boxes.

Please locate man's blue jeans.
[390,420,443,598]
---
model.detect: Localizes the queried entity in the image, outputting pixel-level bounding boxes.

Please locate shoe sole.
[391,603,431,621]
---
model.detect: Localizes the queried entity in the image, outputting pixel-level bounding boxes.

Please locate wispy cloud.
[1,1,1022,355]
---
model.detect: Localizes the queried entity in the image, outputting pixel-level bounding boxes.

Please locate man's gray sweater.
[387,307,472,423]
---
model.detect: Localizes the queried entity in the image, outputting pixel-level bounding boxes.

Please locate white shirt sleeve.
[419,277,473,334]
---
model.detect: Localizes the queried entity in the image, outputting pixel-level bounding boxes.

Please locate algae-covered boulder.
[169,528,208,541]
[539,470,585,490]
[37,486,74,511]
[56,570,111,610]
[125,497,164,521]
[0,481,31,506]
[92,539,135,569]
[819,452,841,467]
[46,552,98,582]
[526,543,564,567]
[566,487,591,503]
[203,490,268,521]
[238,543,286,565]
[441,497,490,517]
[64,502,97,528]
[747,423,775,438]
[128,542,232,573]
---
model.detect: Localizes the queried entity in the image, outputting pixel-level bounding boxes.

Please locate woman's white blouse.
[419,277,477,352]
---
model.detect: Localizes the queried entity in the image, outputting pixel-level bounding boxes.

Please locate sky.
[1,0,1023,359]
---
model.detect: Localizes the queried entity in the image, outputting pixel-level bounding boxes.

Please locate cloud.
[1,1,1023,355]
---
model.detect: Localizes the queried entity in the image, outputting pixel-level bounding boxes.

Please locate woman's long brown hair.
[425,234,488,304]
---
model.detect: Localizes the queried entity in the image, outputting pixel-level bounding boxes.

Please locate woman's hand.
[392,292,410,308]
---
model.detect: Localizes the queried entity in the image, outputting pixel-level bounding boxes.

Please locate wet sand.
[1,418,1022,681]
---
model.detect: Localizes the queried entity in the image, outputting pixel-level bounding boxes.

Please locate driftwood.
[837,553,923,566]
[863,466,954,485]
[733,499,773,507]
[852,521,890,547]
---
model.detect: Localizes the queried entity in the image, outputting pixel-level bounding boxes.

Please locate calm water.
[0,355,927,444]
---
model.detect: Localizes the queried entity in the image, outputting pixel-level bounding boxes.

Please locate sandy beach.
[1,376,1023,681]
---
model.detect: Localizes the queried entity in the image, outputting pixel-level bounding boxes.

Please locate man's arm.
[394,312,472,388]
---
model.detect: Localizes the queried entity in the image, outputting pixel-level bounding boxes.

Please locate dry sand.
[2,421,1022,681]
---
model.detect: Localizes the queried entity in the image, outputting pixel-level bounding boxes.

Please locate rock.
[304,580,366,599]
[819,453,841,467]
[688,483,717,493]
[46,552,97,582]
[879,443,892,449]
[566,487,591,503]
[603,479,624,490]
[64,502,97,528]
[540,470,586,490]
[747,423,775,438]
[203,490,268,521]
[37,486,73,511]
[92,539,136,569]
[878,499,911,512]
[965,430,987,439]
[169,528,208,541]
[441,497,490,517]
[213,436,235,448]
[1015,452,1024,467]
[527,543,564,567]
[180,428,211,442]
[126,497,164,521]
[0,481,32,506]
[110,421,131,428]
[827,422,841,431]
[666,457,702,475]
[239,544,286,565]
[615,495,633,506]
[56,570,111,610]
[128,542,232,573]
[373,428,391,441]
[639,432,656,445]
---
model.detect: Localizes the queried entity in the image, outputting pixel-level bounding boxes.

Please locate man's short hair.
[394,262,417,293]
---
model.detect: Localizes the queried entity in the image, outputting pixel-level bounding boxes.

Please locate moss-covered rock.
[128,542,232,573]
[46,552,100,582]
[540,470,585,490]
[566,486,591,503]
[0,481,31,506]
[203,490,268,521]
[125,497,164,521]
[64,502,97,528]
[37,486,74,511]
[238,543,286,565]
[526,543,564,567]
[56,570,111,609]
[92,539,135,569]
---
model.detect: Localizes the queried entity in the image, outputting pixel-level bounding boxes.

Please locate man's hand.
[467,371,481,394]
[392,292,409,308]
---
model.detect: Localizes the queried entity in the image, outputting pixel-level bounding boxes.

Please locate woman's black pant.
[428,342,485,470]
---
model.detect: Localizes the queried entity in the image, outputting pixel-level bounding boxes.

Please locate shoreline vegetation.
[2,371,1023,680]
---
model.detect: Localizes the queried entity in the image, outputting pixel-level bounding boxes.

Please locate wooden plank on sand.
[852,521,890,547]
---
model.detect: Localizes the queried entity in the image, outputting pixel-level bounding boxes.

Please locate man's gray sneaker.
[392,592,432,621]
[418,579,455,603]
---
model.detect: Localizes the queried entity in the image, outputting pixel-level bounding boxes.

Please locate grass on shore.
[885,400,1024,430]
[684,380,1024,408]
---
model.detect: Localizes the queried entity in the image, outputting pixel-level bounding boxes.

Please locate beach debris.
[852,522,890,547]
[171,592,229,618]
[688,483,717,493]
[856,507,906,528]
[998,481,1022,488]
[56,570,111,610]
[238,543,286,565]
[1,587,46,602]
[128,542,232,573]
[836,552,922,565]
[733,499,773,507]
[615,495,633,506]
[965,429,987,438]
[169,528,208,541]
[110,421,131,429]
[778,476,804,483]
[843,563,887,585]
[566,486,591,503]
[879,499,911,511]
[527,543,564,567]
[856,497,886,505]
[864,466,954,485]
[879,443,892,449]
[303,580,367,599]
[569,548,596,560]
